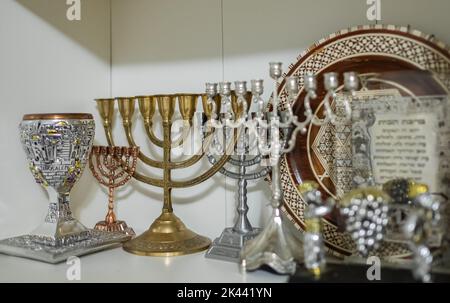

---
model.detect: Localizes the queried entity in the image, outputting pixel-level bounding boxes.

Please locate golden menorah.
[95,94,242,256]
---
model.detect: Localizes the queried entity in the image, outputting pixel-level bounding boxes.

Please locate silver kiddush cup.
[21,113,94,244]
[0,113,131,263]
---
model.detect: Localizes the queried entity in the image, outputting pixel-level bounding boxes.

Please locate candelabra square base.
[205,227,262,262]
[0,230,131,263]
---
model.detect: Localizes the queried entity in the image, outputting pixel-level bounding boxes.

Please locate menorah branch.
[103,122,115,147]
[170,128,241,188]
[208,155,270,180]
[144,120,191,148]
[227,155,262,167]
[144,121,164,147]
[168,120,191,148]
[168,154,203,169]
[165,128,216,169]
[123,122,164,169]
[131,171,165,187]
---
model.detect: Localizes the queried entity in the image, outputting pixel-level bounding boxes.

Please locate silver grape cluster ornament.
[339,188,390,256]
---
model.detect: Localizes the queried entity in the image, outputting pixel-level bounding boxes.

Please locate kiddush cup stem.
[44,189,74,223]
[31,188,89,245]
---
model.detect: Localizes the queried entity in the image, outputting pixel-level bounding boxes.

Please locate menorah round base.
[94,220,136,237]
[122,212,211,256]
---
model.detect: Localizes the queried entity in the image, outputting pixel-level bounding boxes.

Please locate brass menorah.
[89,145,139,236]
[95,94,238,256]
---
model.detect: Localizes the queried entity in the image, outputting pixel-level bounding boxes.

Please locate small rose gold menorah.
[89,145,139,236]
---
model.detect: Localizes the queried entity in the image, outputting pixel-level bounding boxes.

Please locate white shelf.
[0,246,288,283]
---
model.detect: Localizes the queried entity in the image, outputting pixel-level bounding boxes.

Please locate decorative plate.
[277,24,450,259]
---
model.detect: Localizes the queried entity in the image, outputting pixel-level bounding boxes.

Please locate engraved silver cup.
[0,113,131,263]
[19,113,95,246]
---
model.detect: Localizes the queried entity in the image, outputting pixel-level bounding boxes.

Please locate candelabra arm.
[258,143,271,156]
[282,127,301,154]
[123,121,164,169]
[207,154,270,180]
[144,120,191,148]
[270,157,283,209]
[255,123,272,156]
[169,120,192,148]
[144,120,164,147]
[303,91,315,118]
[132,171,165,187]
[103,121,115,146]
[224,117,246,129]
[166,127,216,169]
[255,116,270,129]
[89,153,110,183]
[278,92,314,130]
[309,91,333,126]
[98,123,165,187]
[170,153,231,188]
[168,154,203,170]
[227,155,262,167]
[169,128,241,188]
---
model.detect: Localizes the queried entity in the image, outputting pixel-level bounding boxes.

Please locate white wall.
[1,0,450,242]
[0,0,111,238]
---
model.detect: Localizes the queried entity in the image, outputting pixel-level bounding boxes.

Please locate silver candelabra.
[205,97,270,262]
[237,62,358,274]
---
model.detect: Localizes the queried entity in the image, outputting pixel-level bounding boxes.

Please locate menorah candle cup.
[178,94,198,122]
[231,91,252,117]
[201,94,221,120]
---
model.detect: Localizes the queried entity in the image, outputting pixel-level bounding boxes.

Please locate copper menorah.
[94,94,238,256]
[89,145,138,236]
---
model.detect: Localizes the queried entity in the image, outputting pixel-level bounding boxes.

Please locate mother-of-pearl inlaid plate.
[277,24,450,259]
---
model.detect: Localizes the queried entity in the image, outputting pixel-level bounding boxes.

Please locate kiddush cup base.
[30,230,91,247]
[94,220,135,237]
[30,215,91,247]
[0,229,131,264]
